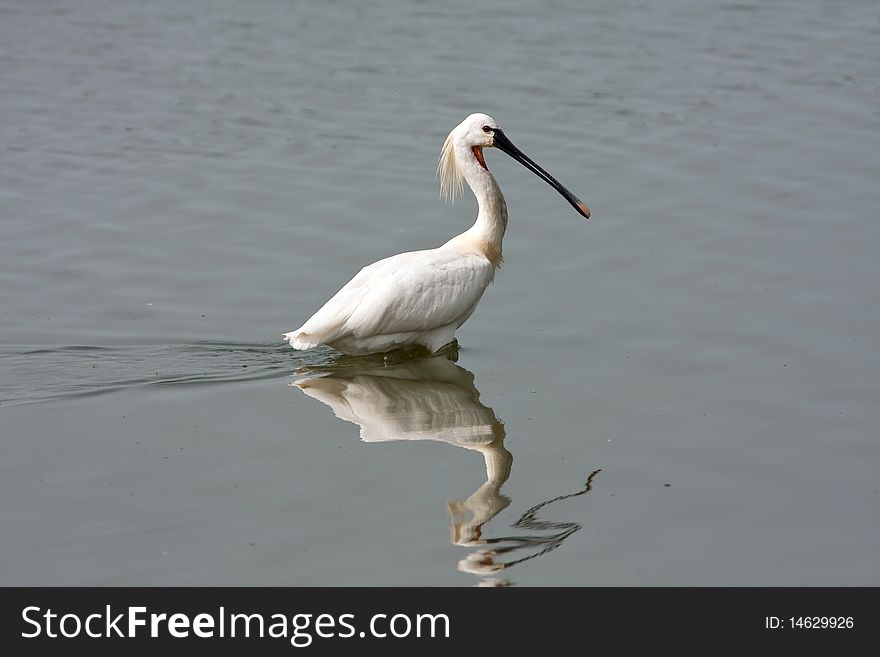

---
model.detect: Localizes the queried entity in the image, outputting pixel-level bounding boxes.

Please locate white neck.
[444,142,507,268]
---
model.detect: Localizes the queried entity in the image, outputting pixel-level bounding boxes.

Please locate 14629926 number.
[790,617,853,629]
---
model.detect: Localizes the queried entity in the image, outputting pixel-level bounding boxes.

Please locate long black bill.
[492,129,590,220]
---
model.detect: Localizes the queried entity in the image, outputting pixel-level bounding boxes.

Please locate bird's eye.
[482,125,492,133]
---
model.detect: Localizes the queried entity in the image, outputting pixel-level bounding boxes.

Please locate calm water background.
[2,0,878,585]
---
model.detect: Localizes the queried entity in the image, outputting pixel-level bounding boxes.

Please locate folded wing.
[286,249,494,349]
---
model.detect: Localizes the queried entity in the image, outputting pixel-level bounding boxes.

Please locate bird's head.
[456,112,502,149]
[438,113,590,220]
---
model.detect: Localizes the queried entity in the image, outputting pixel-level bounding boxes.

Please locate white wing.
[286,249,494,348]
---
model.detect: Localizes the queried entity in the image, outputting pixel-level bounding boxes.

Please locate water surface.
[1,0,878,585]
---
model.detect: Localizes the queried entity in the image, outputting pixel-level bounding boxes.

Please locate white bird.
[283,113,590,356]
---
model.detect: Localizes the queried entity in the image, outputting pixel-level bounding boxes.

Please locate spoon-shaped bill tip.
[493,129,591,221]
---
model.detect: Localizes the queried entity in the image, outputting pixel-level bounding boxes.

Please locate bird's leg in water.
[435,339,460,361]
[381,340,460,365]
[382,345,433,365]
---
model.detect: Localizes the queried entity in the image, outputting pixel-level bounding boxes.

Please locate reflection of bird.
[294,350,599,586]
[283,113,590,356]
[294,351,505,448]
[454,469,602,586]
[294,350,514,583]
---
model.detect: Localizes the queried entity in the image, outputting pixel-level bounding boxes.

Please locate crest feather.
[437,130,464,203]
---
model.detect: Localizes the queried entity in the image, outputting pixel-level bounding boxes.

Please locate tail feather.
[282,330,321,350]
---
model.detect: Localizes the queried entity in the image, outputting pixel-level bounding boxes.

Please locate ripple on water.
[0,342,332,407]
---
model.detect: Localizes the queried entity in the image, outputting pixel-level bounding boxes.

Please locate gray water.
[2,0,878,586]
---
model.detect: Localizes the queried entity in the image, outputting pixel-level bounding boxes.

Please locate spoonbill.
[283,113,590,356]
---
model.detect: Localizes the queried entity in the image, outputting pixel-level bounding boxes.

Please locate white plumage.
[286,249,494,355]
[283,112,590,356]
